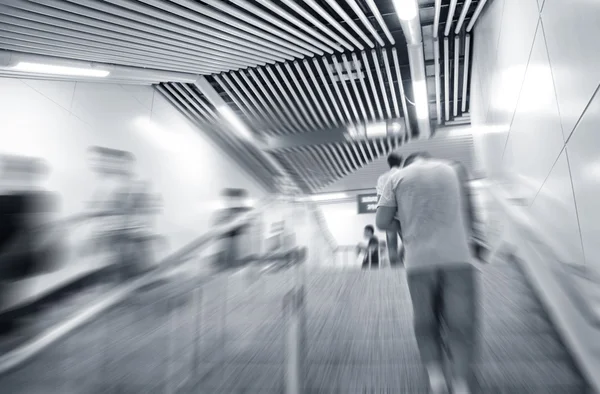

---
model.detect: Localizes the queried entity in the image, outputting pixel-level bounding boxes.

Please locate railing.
[0,194,315,393]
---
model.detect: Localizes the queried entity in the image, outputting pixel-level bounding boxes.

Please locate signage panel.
[357,193,379,214]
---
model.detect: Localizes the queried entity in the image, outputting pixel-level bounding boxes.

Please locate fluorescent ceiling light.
[365,121,387,138]
[218,105,253,140]
[413,80,430,120]
[309,192,349,202]
[393,0,418,21]
[12,61,110,77]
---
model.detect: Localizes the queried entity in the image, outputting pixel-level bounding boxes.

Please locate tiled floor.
[0,258,590,393]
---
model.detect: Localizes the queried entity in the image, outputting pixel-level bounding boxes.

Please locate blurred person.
[376,153,404,267]
[211,188,256,273]
[357,225,379,269]
[376,152,479,394]
[0,157,60,334]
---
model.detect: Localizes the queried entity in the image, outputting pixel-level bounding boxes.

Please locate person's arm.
[375,178,400,232]
[453,162,478,238]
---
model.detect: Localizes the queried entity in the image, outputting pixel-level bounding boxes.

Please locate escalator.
[0,198,593,393]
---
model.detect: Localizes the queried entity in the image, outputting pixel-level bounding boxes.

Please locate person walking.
[376,152,480,394]
[376,153,404,267]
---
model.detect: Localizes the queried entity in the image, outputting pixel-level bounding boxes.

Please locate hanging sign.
[357,193,379,214]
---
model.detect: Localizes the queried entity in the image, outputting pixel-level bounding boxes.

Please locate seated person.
[357,225,380,269]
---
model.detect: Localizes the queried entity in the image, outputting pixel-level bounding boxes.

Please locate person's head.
[363,225,375,239]
[387,153,403,169]
[403,152,431,168]
[221,188,249,209]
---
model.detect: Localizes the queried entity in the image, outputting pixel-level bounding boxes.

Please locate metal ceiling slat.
[324,144,350,176]
[392,47,413,136]
[161,84,275,187]
[382,48,400,119]
[333,56,360,125]
[214,0,337,55]
[364,139,375,161]
[173,84,215,124]
[247,68,298,135]
[350,142,365,169]
[266,66,311,131]
[239,70,290,135]
[344,0,385,47]
[254,68,303,134]
[285,63,324,130]
[462,34,472,113]
[444,37,450,121]
[231,71,280,134]
[2,2,276,66]
[324,0,374,48]
[364,0,395,45]
[361,51,384,121]
[277,64,317,131]
[306,146,337,181]
[295,148,326,189]
[455,0,474,34]
[342,54,367,124]
[212,74,261,129]
[357,142,369,165]
[342,143,360,170]
[372,49,392,120]
[64,0,289,62]
[0,26,248,72]
[444,0,459,37]
[313,58,344,126]
[219,73,268,129]
[165,0,315,57]
[304,0,364,51]
[353,53,375,122]
[0,13,260,69]
[302,60,335,128]
[378,138,386,155]
[279,0,352,52]
[180,84,222,122]
[163,84,211,124]
[373,139,382,157]
[454,35,460,117]
[317,145,345,178]
[333,144,355,173]
[434,37,443,125]
[129,0,306,59]
[0,41,218,75]
[324,57,353,125]
[279,154,312,192]
[293,62,329,129]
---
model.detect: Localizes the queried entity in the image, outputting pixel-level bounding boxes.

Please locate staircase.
[0,255,590,393]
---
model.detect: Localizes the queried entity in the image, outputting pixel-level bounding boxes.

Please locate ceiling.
[0,0,486,193]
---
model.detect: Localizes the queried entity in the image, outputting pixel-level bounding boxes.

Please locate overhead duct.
[394,0,432,139]
[0,50,199,84]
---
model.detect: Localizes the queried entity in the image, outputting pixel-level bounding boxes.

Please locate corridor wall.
[0,78,267,309]
[470,0,600,272]
[470,0,600,388]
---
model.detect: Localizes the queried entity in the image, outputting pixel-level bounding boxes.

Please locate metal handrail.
[0,195,280,374]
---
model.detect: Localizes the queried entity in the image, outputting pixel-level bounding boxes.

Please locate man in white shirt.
[376,152,479,394]
[376,153,403,267]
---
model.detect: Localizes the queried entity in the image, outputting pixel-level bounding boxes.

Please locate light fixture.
[217,105,253,140]
[365,121,387,138]
[11,61,110,77]
[412,80,430,120]
[393,0,418,21]
[308,192,349,202]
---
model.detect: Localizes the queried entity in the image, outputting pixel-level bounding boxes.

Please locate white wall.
[470,1,600,388]
[317,200,384,246]
[0,78,267,308]
[470,0,600,272]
